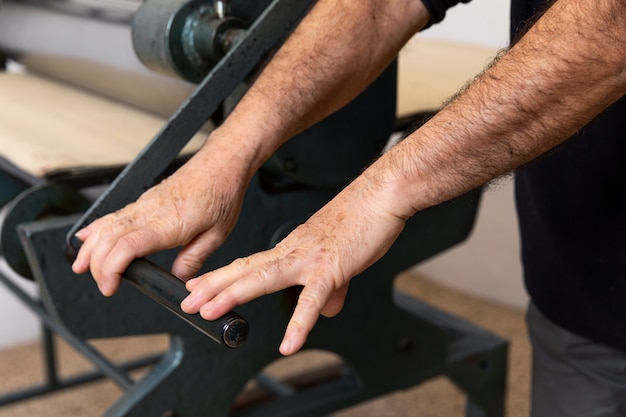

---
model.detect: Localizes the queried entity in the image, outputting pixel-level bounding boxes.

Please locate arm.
[71,0,430,294]
[227,0,430,147]
[181,0,626,355]
[382,0,626,216]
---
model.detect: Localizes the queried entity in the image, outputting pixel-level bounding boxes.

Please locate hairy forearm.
[373,0,626,218]
[201,0,429,179]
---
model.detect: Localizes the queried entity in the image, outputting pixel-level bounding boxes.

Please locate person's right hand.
[71,131,254,297]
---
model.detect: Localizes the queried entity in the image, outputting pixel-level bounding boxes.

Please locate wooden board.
[0,72,206,179]
[0,39,497,179]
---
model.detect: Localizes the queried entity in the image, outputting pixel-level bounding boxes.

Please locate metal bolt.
[214,0,231,19]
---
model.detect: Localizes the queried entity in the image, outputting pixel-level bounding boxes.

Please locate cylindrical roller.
[125,258,249,348]
[67,233,249,348]
[0,0,270,117]
[0,0,194,118]
[131,0,248,83]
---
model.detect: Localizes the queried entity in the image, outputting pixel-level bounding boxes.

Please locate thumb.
[172,233,225,280]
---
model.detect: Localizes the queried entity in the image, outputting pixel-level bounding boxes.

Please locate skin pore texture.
[73,0,626,356]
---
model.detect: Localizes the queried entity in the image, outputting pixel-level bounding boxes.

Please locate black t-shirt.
[512,0,626,349]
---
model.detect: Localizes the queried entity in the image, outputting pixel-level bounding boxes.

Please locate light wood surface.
[0,72,206,179]
[0,39,497,179]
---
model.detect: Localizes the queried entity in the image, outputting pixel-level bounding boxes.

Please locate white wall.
[0,260,41,348]
[0,0,513,350]
[421,0,510,49]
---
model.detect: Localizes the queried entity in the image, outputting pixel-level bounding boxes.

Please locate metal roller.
[0,0,269,118]
[0,0,191,118]
[122,258,249,348]
[131,0,248,82]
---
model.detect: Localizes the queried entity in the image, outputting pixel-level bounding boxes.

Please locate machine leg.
[448,342,508,417]
[41,325,60,390]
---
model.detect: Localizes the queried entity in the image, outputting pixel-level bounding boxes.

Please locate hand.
[180,172,408,356]
[71,134,252,296]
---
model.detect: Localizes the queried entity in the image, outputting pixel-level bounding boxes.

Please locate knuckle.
[249,266,274,293]
[180,257,204,273]
[231,256,251,272]
[297,289,324,311]
[116,234,140,252]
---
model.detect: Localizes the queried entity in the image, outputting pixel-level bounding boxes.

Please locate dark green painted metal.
[0,184,89,279]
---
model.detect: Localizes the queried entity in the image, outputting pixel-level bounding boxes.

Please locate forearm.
[200,0,429,179]
[372,0,626,218]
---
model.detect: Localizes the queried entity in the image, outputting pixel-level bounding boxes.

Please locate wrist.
[357,154,427,223]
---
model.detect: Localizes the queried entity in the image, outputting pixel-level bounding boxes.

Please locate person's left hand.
[180,171,409,355]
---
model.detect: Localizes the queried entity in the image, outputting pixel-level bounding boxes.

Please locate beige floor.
[0,271,530,417]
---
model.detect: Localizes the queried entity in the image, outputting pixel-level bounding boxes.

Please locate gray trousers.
[527,303,626,417]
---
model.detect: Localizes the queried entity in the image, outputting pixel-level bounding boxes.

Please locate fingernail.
[181,296,194,309]
[279,338,292,355]
[98,280,114,297]
[200,303,219,320]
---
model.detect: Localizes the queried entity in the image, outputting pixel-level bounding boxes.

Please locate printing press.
[0,0,508,415]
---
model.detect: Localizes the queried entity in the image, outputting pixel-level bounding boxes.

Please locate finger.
[74,223,94,244]
[74,221,114,280]
[73,212,129,279]
[279,280,332,356]
[88,224,160,296]
[180,271,221,314]
[71,219,105,274]
[185,277,201,290]
[182,250,298,315]
[97,240,141,296]
[72,241,92,274]
[320,283,349,317]
[171,232,227,280]
[87,232,129,296]
[107,230,179,290]
[197,270,292,319]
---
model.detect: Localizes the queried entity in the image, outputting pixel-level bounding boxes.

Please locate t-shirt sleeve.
[421,0,473,26]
